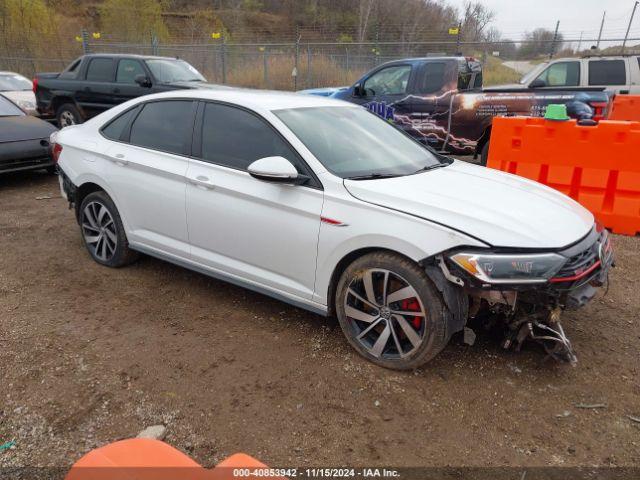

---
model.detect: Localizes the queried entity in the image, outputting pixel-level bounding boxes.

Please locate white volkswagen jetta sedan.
[53,89,613,369]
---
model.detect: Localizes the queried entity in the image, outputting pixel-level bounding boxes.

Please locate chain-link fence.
[2,26,640,90]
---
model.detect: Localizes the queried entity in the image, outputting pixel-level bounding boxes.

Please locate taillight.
[32,77,38,94]
[590,101,608,122]
[51,143,63,163]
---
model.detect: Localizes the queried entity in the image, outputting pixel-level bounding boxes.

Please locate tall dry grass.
[224,53,367,91]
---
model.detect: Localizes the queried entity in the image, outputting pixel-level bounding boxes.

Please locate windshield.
[274,106,443,179]
[0,73,32,91]
[0,95,25,116]
[145,59,205,83]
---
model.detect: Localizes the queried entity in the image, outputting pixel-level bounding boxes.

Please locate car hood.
[344,160,594,249]
[0,114,57,143]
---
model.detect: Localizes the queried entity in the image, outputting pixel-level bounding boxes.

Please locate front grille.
[552,229,610,285]
[556,245,599,278]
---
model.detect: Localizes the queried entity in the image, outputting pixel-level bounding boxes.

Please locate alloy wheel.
[82,201,117,262]
[59,110,76,127]
[344,269,427,359]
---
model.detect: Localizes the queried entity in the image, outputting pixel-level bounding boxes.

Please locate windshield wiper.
[346,173,401,180]
[412,163,448,174]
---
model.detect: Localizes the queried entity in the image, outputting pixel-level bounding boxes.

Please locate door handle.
[84,87,91,92]
[110,153,128,166]
[113,87,120,94]
[189,175,214,189]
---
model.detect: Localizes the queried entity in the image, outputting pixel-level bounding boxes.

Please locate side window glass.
[419,62,446,93]
[129,101,193,155]
[200,103,302,171]
[363,65,412,95]
[86,58,115,82]
[589,60,626,85]
[101,107,139,141]
[534,62,580,87]
[116,60,145,84]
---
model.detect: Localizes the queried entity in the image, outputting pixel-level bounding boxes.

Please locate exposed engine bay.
[429,225,614,364]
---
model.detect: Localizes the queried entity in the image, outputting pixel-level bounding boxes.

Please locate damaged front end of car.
[434,225,614,364]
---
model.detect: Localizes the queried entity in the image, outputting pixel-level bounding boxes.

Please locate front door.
[349,63,416,135]
[112,58,151,104]
[185,102,323,300]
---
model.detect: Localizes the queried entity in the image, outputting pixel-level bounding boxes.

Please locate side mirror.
[529,79,546,88]
[247,156,308,185]
[353,83,365,97]
[134,74,152,88]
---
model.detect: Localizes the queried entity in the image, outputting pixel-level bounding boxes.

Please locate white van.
[519,55,640,94]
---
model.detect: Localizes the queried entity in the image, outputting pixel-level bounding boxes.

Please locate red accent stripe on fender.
[549,260,601,283]
[320,216,344,226]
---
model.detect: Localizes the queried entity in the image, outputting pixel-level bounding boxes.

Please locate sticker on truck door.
[364,101,396,122]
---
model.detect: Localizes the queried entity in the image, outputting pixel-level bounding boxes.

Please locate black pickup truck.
[34,54,214,127]
[330,57,612,164]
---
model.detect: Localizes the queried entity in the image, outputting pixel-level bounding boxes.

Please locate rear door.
[587,58,628,94]
[76,57,117,116]
[102,99,196,257]
[112,58,151,104]
[185,101,323,300]
[409,61,454,150]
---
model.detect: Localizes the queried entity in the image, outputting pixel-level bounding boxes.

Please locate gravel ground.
[1,171,639,471]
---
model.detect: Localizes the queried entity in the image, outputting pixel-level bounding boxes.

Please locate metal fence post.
[549,20,560,59]
[221,33,227,84]
[263,47,268,88]
[294,25,300,91]
[306,44,312,88]
[151,34,159,56]
[81,28,90,54]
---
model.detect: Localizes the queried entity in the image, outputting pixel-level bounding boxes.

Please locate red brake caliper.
[401,298,422,329]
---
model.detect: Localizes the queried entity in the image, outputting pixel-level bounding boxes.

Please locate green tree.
[99,0,170,42]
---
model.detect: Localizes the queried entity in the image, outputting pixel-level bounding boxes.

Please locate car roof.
[82,53,184,61]
[131,87,353,112]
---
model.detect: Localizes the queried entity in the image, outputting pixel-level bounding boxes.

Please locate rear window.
[589,60,626,85]
[86,58,114,82]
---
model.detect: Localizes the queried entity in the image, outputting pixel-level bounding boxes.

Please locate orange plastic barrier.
[609,95,640,121]
[65,438,286,480]
[486,117,640,236]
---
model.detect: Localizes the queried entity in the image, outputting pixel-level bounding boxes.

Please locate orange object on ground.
[609,95,640,121]
[486,116,640,236]
[65,438,285,480]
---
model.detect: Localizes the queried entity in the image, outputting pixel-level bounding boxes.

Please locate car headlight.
[449,252,566,284]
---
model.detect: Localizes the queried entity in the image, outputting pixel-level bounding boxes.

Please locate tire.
[479,141,489,167]
[79,191,138,268]
[56,103,83,128]
[335,251,450,370]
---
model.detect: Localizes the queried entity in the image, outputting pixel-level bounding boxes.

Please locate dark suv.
[34,54,216,127]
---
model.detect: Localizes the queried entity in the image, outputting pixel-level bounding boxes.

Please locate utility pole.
[456,22,462,56]
[596,11,606,49]
[577,31,583,52]
[622,1,639,53]
[549,20,560,59]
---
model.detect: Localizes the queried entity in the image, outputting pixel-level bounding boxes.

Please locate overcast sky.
[443,0,640,47]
